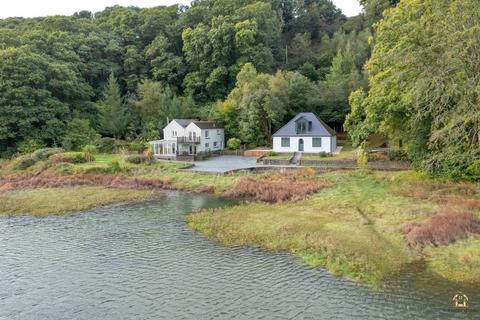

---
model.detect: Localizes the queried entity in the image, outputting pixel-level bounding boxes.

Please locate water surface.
[0,192,478,319]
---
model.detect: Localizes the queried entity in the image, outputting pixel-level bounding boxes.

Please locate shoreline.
[1,156,479,286]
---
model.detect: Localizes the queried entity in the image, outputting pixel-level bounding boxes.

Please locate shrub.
[318,151,329,158]
[63,119,99,150]
[82,145,97,162]
[18,139,45,154]
[357,146,368,168]
[402,208,480,246]
[224,170,329,203]
[144,144,154,162]
[49,152,87,164]
[124,154,147,164]
[13,157,36,170]
[466,160,480,181]
[125,142,145,153]
[388,148,408,161]
[266,151,278,157]
[227,138,241,150]
[95,137,116,153]
[31,148,64,161]
[108,160,122,173]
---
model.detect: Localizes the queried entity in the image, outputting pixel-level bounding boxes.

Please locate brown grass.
[224,169,329,203]
[0,172,172,191]
[402,207,480,246]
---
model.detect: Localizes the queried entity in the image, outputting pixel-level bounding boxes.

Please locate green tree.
[97,72,128,139]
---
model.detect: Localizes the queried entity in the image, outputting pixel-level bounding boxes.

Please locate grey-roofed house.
[149,119,224,159]
[272,112,337,153]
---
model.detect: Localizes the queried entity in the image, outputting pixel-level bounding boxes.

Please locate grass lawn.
[264,153,293,161]
[301,143,356,161]
[0,186,156,215]
[188,170,480,285]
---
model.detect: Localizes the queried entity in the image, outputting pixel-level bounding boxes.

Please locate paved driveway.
[187,155,260,173]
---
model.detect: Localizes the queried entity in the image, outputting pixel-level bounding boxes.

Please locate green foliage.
[108,160,122,173]
[388,149,408,161]
[49,152,87,164]
[82,145,98,162]
[357,144,369,168]
[266,151,278,157]
[124,154,147,164]
[31,148,64,162]
[62,119,98,151]
[17,139,45,155]
[95,137,116,153]
[347,0,480,179]
[227,138,241,150]
[97,73,128,139]
[13,157,36,170]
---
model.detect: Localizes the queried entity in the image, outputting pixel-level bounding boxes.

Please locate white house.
[272,112,337,153]
[150,119,224,159]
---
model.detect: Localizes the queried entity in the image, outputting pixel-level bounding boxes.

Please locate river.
[0,192,478,319]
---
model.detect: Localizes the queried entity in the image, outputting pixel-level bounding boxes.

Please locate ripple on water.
[0,192,478,320]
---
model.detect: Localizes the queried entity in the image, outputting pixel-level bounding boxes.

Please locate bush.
[266,151,278,157]
[125,142,145,153]
[31,148,64,162]
[388,148,408,161]
[402,208,480,246]
[13,157,36,170]
[18,139,45,154]
[357,147,369,168]
[95,137,116,153]
[63,119,99,150]
[49,152,87,164]
[144,144,154,162]
[124,154,147,164]
[108,160,122,173]
[82,145,97,162]
[227,138,241,150]
[318,151,329,158]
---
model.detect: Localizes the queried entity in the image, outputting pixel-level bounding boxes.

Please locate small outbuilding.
[272,112,337,153]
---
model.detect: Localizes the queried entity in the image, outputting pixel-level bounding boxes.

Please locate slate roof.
[192,121,224,129]
[173,119,198,128]
[172,119,224,129]
[273,112,336,137]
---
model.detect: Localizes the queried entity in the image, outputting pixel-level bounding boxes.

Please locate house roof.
[173,119,198,128]
[191,121,224,129]
[172,119,224,130]
[272,112,336,137]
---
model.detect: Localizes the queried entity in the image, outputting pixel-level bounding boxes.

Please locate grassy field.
[188,170,480,285]
[263,153,293,161]
[0,186,156,215]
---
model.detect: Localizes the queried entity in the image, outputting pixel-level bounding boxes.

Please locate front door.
[298,139,304,152]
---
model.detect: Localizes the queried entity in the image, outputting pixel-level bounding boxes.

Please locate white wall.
[185,123,224,153]
[273,136,333,153]
[163,120,186,140]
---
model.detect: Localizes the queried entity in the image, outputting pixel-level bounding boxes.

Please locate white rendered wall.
[273,136,333,153]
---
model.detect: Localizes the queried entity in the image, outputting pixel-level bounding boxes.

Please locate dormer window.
[308,121,312,131]
[296,120,307,134]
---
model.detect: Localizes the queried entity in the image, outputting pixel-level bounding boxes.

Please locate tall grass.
[402,207,480,246]
[224,169,329,202]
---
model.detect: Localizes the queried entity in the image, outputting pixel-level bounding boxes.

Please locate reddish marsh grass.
[0,172,172,191]
[224,169,329,203]
[402,207,480,246]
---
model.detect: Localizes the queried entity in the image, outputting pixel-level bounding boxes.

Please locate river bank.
[188,170,480,285]
[1,153,479,286]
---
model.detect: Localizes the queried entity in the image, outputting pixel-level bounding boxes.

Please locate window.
[312,138,322,147]
[217,129,220,135]
[172,130,177,137]
[205,130,209,138]
[296,121,307,133]
[213,141,218,148]
[308,121,312,131]
[281,138,290,147]
[205,143,209,148]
